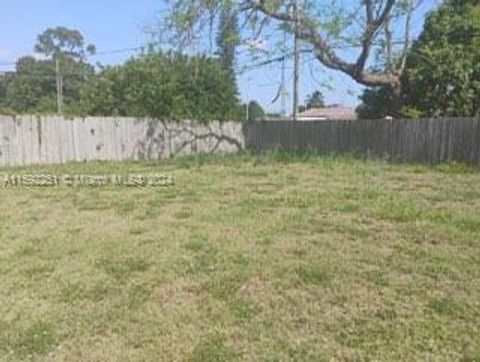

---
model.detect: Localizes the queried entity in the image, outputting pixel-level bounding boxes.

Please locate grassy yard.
[0,153,479,361]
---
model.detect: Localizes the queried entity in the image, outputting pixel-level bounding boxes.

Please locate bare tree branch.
[243,0,400,90]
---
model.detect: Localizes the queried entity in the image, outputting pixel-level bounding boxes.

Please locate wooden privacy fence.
[0,115,244,167]
[244,118,480,165]
[1,115,480,167]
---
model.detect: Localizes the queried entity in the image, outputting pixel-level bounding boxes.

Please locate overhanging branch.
[242,0,400,89]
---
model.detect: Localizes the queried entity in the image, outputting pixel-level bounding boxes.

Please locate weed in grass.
[287,342,331,362]
[295,264,333,286]
[204,273,247,301]
[127,284,152,309]
[114,200,137,216]
[129,226,147,236]
[184,233,208,252]
[16,243,40,257]
[174,208,193,220]
[188,332,237,362]
[435,162,477,174]
[145,198,165,219]
[428,297,458,316]
[457,217,480,233]
[229,252,250,268]
[59,282,87,303]
[96,256,150,281]
[261,237,274,246]
[460,344,480,362]
[364,270,390,287]
[23,263,54,280]
[186,244,218,275]
[376,199,424,223]
[334,201,361,213]
[75,196,112,212]
[15,322,57,357]
[424,263,457,280]
[375,307,398,321]
[87,281,113,302]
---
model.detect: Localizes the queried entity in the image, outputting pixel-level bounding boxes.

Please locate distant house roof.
[298,106,357,121]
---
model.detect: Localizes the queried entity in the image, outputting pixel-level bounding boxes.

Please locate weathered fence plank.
[244,118,480,165]
[1,116,479,167]
[0,115,244,167]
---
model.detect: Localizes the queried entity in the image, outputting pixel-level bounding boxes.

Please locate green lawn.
[0,153,479,361]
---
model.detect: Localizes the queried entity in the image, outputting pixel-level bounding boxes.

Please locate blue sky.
[0,0,438,114]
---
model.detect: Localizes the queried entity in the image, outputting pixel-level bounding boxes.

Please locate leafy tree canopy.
[1,27,244,121]
[159,0,418,102]
[35,26,96,60]
[305,90,325,110]
[76,52,240,121]
[238,100,265,122]
[403,0,480,117]
[357,0,480,118]
[1,27,95,114]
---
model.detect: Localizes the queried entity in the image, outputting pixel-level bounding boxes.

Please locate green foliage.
[358,0,480,118]
[76,52,240,121]
[305,90,325,110]
[0,74,12,112]
[215,3,240,120]
[0,27,95,115]
[236,100,265,121]
[402,0,480,117]
[2,56,94,114]
[3,57,55,112]
[0,75,7,99]
[356,86,397,119]
[216,4,239,72]
[2,27,243,121]
[35,26,96,60]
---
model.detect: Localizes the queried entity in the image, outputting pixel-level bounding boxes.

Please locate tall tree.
[356,86,397,119]
[216,4,239,72]
[402,0,480,117]
[357,0,480,118]
[34,26,96,60]
[236,100,265,121]
[4,57,57,112]
[77,52,239,121]
[160,0,418,108]
[305,90,325,109]
[1,27,95,114]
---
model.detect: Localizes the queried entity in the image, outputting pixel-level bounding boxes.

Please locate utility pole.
[292,0,300,121]
[280,30,288,118]
[245,76,251,122]
[55,55,63,114]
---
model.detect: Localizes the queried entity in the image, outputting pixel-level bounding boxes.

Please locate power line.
[292,0,300,121]
[2,27,480,71]
[0,45,144,69]
[89,46,144,57]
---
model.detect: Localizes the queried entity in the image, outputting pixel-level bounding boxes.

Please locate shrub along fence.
[0,115,479,167]
[244,118,480,165]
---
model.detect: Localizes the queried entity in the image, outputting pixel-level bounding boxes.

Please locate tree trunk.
[389,79,403,118]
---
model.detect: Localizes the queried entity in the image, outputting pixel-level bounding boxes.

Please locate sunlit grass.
[0,153,479,361]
